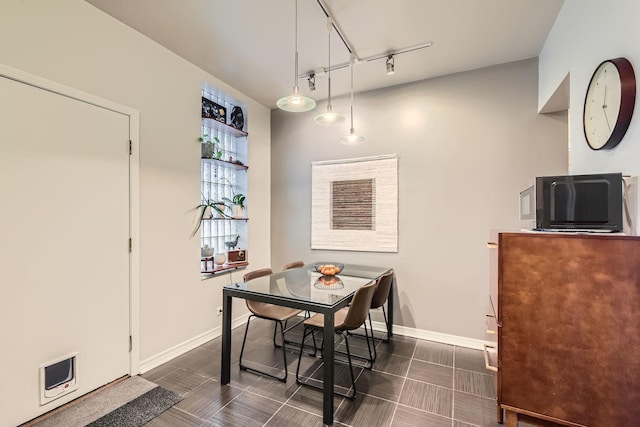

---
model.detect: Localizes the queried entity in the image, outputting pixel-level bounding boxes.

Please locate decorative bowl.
[314,276,344,289]
[313,263,344,276]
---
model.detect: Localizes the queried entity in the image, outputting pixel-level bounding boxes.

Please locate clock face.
[583,58,636,150]
[584,62,622,149]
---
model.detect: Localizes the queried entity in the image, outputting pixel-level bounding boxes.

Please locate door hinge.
[128,238,132,253]
[129,335,132,352]
[129,140,132,155]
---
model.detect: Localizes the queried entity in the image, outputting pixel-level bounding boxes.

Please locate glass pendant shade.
[277,86,316,112]
[277,0,315,113]
[340,128,366,145]
[314,106,345,126]
[314,18,343,126]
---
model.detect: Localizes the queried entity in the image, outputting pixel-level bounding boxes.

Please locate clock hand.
[601,84,612,132]
[602,103,612,132]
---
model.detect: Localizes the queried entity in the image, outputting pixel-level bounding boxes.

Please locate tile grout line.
[388,340,418,426]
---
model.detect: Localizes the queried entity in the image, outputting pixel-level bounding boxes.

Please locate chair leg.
[364,317,375,366]
[296,325,313,384]
[272,321,279,347]
[381,305,390,342]
[238,314,254,368]
[239,316,288,382]
[277,319,288,382]
[310,328,317,356]
[297,327,357,400]
[343,332,357,399]
[367,312,376,362]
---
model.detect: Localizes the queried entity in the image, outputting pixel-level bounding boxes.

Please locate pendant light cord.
[293,0,299,90]
[349,55,354,130]
[327,18,332,110]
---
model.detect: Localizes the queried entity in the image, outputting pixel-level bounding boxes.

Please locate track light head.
[386,55,395,75]
[308,73,316,91]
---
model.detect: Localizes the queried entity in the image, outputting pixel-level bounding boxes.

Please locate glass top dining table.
[220,263,394,425]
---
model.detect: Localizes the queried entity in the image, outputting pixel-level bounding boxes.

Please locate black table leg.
[221,291,232,384]
[387,276,394,337]
[322,308,335,425]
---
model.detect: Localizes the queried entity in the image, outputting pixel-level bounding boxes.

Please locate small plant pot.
[201,143,214,159]
[231,205,245,218]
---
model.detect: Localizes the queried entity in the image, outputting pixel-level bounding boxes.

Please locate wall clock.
[583,57,636,150]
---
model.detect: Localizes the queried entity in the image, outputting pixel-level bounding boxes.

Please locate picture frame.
[201,97,226,124]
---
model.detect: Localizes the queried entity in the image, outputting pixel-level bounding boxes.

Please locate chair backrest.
[282,260,304,270]
[337,281,377,331]
[243,268,273,313]
[243,268,273,282]
[371,270,394,309]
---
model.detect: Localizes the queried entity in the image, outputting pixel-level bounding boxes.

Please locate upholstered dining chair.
[295,281,377,399]
[239,268,303,382]
[282,260,304,270]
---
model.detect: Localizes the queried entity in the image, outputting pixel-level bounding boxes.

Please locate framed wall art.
[311,154,398,252]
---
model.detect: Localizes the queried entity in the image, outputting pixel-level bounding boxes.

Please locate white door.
[0,74,131,425]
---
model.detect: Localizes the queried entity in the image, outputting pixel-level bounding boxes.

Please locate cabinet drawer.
[483,343,498,372]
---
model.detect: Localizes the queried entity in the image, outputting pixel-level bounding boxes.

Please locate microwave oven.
[520,173,624,232]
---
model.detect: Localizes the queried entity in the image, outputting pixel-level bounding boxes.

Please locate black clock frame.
[583,57,636,150]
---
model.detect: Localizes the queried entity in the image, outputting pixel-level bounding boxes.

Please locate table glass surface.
[224,263,391,307]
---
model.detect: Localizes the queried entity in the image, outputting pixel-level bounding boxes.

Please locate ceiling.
[86,0,564,109]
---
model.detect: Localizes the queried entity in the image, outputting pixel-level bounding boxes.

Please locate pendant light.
[340,55,366,145]
[277,0,316,112]
[314,18,345,126]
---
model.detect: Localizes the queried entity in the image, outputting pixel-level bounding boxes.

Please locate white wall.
[0,0,270,408]
[271,58,568,342]
[539,0,640,178]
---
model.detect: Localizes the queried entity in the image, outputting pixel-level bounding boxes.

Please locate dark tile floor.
[141,319,511,427]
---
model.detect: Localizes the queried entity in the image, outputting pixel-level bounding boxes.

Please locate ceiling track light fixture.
[386,55,395,75]
[314,18,345,126]
[277,0,316,112]
[297,41,433,80]
[308,73,316,91]
[340,54,366,145]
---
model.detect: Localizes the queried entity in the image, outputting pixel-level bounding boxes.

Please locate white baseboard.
[139,316,485,373]
[138,313,250,374]
[369,320,486,350]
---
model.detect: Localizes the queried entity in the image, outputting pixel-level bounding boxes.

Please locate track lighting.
[386,55,395,75]
[308,73,316,91]
[277,0,316,112]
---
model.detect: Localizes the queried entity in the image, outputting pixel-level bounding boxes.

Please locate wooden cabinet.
[489,232,640,426]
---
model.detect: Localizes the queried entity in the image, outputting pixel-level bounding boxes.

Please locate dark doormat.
[86,386,182,427]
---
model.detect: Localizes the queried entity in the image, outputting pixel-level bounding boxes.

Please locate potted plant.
[223,193,246,218]
[199,134,223,160]
[218,177,246,218]
[190,194,229,237]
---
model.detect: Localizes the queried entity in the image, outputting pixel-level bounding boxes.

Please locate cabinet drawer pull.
[486,242,498,249]
[483,344,498,372]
